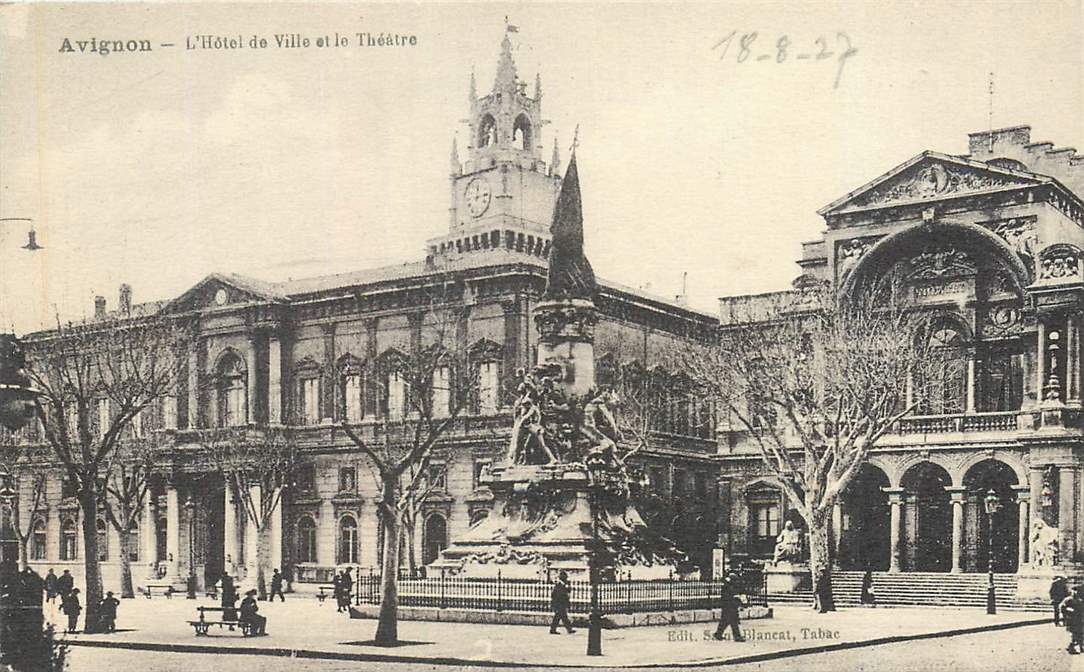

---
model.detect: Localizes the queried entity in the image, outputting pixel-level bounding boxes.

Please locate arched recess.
[422,513,448,564]
[962,459,1019,573]
[513,114,532,151]
[478,114,498,148]
[841,464,891,571]
[901,461,954,572]
[841,221,1032,299]
[213,348,248,427]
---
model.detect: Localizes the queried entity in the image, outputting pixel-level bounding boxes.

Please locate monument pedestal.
[765,562,811,593]
[428,464,680,581]
[1016,565,1081,599]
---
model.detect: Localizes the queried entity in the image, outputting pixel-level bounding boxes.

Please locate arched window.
[919,323,968,415]
[31,518,47,561]
[478,114,497,148]
[423,513,448,564]
[96,518,109,561]
[127,518,140,562]
[215,352,247,427]
[338,516,358,565]
[343,371,364,423]
[469,509,489,528]
[61,518,78,560]
[513,114,532,151]
[297,516,317,564]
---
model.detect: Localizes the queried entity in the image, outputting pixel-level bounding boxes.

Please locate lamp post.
[585,458,605,657]
[184,496,197,599]
[984,489,1000,615]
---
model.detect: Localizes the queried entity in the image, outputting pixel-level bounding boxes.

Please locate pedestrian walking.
[339,568,353,612]
[333,571,344,612]
[1052,576,1070,626]
[61,588,82,633]
[240,589,267,635]
[56,569,74,600]
[44,568,58,603]
[98,591,120,633]
[1061,585,1084,654]
[269,568,285,602]
[860,569,877,607]
[549,570,575,634]
[713,572,746,642]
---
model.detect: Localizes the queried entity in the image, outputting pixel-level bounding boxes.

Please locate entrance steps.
[766,571,1050,612]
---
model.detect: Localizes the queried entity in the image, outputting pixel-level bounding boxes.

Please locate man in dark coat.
[56,569,74,600]
[61,588,81,633]
[239,589,267,635]
[713,573,746,642]
[1052,576,1070,626]
[269,569,285,602]
[220,572,237,619]
[44,568,58,603]
[549,570,575,634]
[98,591,120,632]
[333,571,344,612]
[338,568,353,613]
[1061,586,1084,654]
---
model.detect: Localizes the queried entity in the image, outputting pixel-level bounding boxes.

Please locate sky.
[1,1,1082,332]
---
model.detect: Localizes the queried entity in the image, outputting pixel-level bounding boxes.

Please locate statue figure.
[773,520,803,565]
[581,388,622,466]
[506,368,563,465]
[1031,519,1060,568]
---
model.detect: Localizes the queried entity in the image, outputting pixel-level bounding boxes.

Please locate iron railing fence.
[349,567,766,615]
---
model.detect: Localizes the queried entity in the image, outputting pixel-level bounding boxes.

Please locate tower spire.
[493,29,518,93]
[551,137,561,176]
[535,72,542,100]
[469,68,477,103]
[544,151,595,301]
[450,136,460,175]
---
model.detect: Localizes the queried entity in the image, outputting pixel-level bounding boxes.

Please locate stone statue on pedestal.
[773,521,804,565]
[1031,519,1060,568]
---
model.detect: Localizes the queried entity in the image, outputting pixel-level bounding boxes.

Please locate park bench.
[316,584,336,603]
[187,605,253,637]
[141,583,174,599]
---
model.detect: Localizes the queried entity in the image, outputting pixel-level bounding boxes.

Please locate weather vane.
[570,124,580,155]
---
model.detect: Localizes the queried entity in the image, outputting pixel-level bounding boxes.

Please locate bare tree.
[399,459,448,578]
[205,426,298,600]
[23,313,179,631]
[677,279,947,611]
[100,436,161,598]
[0,430,48,570]
[339,310,479,646]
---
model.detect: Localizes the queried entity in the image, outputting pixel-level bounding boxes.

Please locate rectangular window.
[31,521,46,561]
[227,385,246,426]
[297,464,316,493]
[387,372,406,420]
[428,463,447,492]
[131,408,143,438]
[753,502,780,539]
[301,378,320,425]
[479,362,499,414]
[344,374,363,423]
[97,398,110,438]
[432,367,451,418]
[162,396,177,430]
[339,466,356,493]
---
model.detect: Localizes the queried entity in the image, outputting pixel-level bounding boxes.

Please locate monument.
[428,153,683,580]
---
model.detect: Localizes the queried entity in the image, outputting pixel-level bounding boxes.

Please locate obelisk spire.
[544,149,596,301]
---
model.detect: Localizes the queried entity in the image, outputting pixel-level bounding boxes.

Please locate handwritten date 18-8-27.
[713,31,858,89]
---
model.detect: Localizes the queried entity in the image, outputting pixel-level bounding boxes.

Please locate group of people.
[1053,576,1084,653]
[333,568,354,612]
[218,570,269,635]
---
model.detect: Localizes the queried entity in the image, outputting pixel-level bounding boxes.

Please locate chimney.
[119,283,133,314]
[94,296,106,318]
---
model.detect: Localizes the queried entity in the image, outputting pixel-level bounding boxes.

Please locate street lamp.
[984,489,1001,615]
[184,496,197,599]
[584,456,606,657]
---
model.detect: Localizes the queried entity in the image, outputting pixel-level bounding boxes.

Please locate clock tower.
[427,27,562,262]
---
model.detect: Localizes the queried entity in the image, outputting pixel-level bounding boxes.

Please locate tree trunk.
[17,536,29,572]
[808,514,835,613]
[118,528,134,599]
[79,487,104,633]
[255,522,269,600]
[404,518,417,577]
[374,500,401,645]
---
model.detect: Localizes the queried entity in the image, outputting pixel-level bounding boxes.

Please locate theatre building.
[0,30,719,592]
[719,126,1084,578]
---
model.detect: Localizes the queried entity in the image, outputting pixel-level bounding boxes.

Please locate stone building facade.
[0,31,719,592]
[719,125,1084,576]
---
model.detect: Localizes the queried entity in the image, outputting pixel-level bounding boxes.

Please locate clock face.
[214,289,228,306]
[465,178,492,218]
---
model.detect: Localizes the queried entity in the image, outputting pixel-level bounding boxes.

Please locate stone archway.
[842,464,891,571]
[963,459,1019,573]
[423,513,448,565]
[901,462,954,572]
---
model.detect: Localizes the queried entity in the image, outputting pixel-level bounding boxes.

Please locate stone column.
[187,341,200,428]
[1066,317,1075,401]
[142,494,157,578]
[245,339,258,425]
[224,488,238,576]
[1037,321,1047,400]
[318,499,335,566]
[246,484,261,582]
[165,483,180,580]
[1016,487,1030,569]
[948,487,965,573]
[831,502,844,568]
[269,336,282,424]
[1059,465,1078,564]
[269,489,283,573]
[966,354,977,414]
[886,488,904,573]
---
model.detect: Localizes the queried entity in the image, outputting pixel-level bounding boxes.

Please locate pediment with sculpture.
[821,154,1044,216]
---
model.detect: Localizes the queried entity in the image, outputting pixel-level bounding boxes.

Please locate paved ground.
[65,621,1077,672]
[45,596,1051,669]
